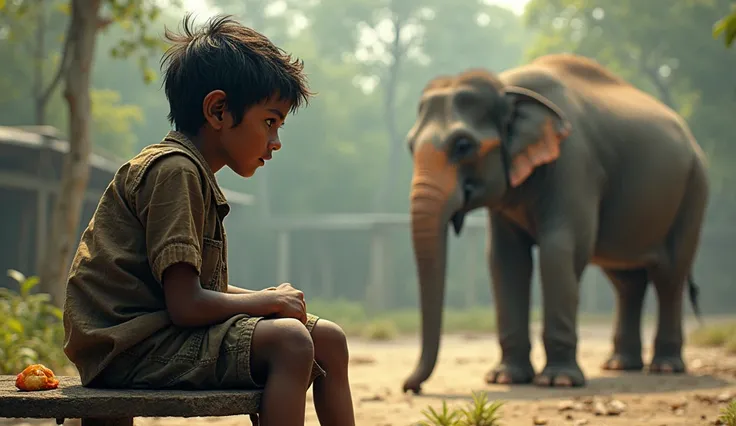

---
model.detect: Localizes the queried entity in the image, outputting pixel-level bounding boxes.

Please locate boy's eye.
[265,118,285,129]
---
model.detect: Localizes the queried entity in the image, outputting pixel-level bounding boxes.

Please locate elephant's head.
[402,69,571,394]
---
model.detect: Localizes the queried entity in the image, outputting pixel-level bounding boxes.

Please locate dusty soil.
[140,318,736,426]
[4,318,734,426]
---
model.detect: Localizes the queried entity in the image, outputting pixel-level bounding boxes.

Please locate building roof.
[0,125,255,206]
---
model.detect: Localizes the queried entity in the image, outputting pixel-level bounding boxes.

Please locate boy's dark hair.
[161,13,312,135]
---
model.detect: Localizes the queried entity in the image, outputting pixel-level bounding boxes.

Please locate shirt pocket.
[200,237,223,291]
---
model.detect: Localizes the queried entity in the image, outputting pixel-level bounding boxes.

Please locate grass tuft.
[689,322,736,348]
[719,400,736,426]
[418,391,504,426]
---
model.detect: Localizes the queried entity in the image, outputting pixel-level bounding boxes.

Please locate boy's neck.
[180,129,225,174]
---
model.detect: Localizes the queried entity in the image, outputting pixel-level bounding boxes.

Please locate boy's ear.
[203,90,228,130]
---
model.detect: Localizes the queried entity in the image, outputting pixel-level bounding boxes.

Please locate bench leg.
[81,418,134,426]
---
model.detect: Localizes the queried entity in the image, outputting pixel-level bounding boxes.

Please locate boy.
[62,14,356,426]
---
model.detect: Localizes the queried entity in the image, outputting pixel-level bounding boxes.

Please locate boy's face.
[206,91,291,177]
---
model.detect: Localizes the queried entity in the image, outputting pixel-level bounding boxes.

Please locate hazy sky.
[181,0,531,18]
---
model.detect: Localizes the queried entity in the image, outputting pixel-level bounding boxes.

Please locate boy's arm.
[226,284,255,294]
[226,284,278,294]
[163,263,281,326]
[134,155,289,326]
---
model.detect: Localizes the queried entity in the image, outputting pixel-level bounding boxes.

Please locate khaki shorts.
[94,313,326,389]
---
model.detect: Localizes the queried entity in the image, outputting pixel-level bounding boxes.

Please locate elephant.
[402,53,708,393]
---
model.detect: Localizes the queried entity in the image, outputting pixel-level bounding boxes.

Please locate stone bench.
[0,376,262,426]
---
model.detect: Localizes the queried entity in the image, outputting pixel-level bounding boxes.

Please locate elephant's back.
[501,54,701,161]
[499,54,630,93]
[503,54,670,120]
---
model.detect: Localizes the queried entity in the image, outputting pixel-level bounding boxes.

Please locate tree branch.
[39,13,75,109]
[97,16,113,30]
[634,50,676,110]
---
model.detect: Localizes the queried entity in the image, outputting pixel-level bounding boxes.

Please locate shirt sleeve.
[134,154,206,284]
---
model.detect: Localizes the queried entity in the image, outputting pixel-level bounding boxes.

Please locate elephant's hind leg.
[648,270,688,374]
[649,161,708,374]
[601,268,648,371]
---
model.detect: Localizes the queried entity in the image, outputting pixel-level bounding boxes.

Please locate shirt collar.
[162,130,230,217]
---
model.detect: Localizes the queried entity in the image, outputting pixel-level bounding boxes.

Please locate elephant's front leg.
[535,230,590,387]
[601,268,648,371]
[486,213,535,385]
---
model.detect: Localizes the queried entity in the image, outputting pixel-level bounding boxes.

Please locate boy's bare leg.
[250,318,315,426]
[311,319,356,426]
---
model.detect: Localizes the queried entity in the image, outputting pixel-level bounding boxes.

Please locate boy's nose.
[269,139,282,151]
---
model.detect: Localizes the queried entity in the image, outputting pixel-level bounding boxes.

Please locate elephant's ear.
[501,86,572,188]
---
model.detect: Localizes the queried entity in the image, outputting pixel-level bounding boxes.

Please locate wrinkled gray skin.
[402,53,709,393]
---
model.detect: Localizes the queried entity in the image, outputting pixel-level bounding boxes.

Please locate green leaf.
[0,0,5,11]
[7,318,23,334]
[726,20,736,47]
[20,276,39,297]
[0,288,14,299]
[713,8,736,47]
[56,1,70,15]
[17,347,38,359]
[49,307,63,321]
[27,293,51,305]
[7,269,26,285]
[713,18,728,39]
[142,67,156,84]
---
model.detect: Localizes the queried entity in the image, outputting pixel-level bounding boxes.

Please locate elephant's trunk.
[402,167,461,394]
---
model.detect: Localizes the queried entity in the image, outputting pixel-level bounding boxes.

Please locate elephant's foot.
[533,362,586,387]
[648,354,685,374]
[601,352,644,371]
[484,361,535,385]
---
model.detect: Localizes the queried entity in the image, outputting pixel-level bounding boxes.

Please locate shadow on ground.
[415,371,734,402]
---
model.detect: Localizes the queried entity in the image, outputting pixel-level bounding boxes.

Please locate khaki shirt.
[63,131,231,386]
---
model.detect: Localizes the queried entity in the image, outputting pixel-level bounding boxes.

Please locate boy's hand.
[271,283,307,324]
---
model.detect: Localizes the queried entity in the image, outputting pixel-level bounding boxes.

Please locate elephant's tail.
[687,272,703,325]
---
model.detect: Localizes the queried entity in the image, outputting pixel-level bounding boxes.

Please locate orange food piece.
[15,364,59,391]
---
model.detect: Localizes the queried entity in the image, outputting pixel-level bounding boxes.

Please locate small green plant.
[0,269,69,374]
[689,322,736,348]
[361,319,399,341]
[418,400,461,426]
[417,391,504,426]
[719,400,736,426]
[457,391,504,426]
[725,334,736,355]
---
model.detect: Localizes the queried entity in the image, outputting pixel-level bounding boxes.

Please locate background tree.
[0,0,175,305]
[1,0,734,316]
[714,3,736,47]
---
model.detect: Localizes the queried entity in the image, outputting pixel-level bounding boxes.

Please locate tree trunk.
[33,0,47,125]
[371,14,404,213]
[39,0,101,306]
[34,0,74,126]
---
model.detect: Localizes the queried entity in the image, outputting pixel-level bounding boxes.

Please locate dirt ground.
[4,318,734,426]
[135,317,736,426]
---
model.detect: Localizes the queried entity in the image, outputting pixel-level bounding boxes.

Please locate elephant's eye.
[451,137,476,161]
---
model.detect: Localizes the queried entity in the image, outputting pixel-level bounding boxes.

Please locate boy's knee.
[255,318,315,366]
[312,319,349,366]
